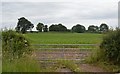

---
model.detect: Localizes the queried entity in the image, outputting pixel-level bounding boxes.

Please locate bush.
[2,30,32,59]
[100,28,120,65]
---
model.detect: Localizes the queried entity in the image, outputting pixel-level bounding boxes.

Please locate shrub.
[2,30,32,59]
[100,28,120,65]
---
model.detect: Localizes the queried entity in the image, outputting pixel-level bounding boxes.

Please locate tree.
[88,25,99,33]
[72,24,86,33]
[95,26,99,32]
[58,23,67,32]
[36,23,44,32]
[15,17,34,33]
[100,23,109,33]
[49,24,56,31]
[43,25,48,32]
[49,23,67,32]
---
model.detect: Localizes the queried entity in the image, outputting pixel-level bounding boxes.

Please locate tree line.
[15,17,109,33]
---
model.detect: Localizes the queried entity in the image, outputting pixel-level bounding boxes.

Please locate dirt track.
[35,49,106,72]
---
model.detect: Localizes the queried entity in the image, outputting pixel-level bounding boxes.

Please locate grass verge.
[2,56,41,72]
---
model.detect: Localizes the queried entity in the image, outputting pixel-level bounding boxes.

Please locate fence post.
[63,45,64,59]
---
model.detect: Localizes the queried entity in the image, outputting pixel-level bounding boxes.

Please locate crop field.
[25,32,103,44]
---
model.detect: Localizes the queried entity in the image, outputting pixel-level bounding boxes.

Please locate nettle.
[2,30,32,59]
[100,28,120,65]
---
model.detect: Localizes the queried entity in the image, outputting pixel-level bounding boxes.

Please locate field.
[25,32,103,44]
[24,32,105,72]
[3,32,106,72]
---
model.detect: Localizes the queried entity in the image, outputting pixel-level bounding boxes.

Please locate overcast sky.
[1,0,119,30]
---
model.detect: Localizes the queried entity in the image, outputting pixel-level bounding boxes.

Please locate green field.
[25,32,103,44]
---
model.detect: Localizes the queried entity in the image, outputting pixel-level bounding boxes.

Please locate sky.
[1,0,119,30]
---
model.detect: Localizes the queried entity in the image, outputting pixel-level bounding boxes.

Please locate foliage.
[14,17,109,34]
[43,25,48,32]
[84,28,120,72]
[72,24,86,33]
[100,29,120,65]
[88,25,99,33]
[99,23,109,33]
[49,23,67,32]
[36,22,44,32]
[15,17,34,33]
[2,30,32,59]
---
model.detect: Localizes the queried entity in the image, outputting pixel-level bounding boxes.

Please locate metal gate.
[32,44,99,61]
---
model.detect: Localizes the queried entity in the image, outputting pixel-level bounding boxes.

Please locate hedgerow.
[100,28,120,65]
[2,30,32,59]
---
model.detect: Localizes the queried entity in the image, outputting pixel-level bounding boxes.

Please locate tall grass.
[38,59,81,72]
[57,59,81,72]
[2,56,41,72]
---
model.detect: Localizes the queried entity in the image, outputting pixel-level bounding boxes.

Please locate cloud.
[1,1,118,30]
[1,0,119,2]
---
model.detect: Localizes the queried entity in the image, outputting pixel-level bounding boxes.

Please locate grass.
[85,48,120,72]
[38,59,81,72]
[97,61,120,72]
[57,59,81,72]
[2,56,41,72]
[25,32,103,44]
[2,52,81,72]
[3,31,120,72]
[2,32,103,72]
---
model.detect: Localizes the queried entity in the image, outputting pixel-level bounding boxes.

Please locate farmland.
[3,31,108,72]
[24,32,106,72]
[25,32,103,44]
